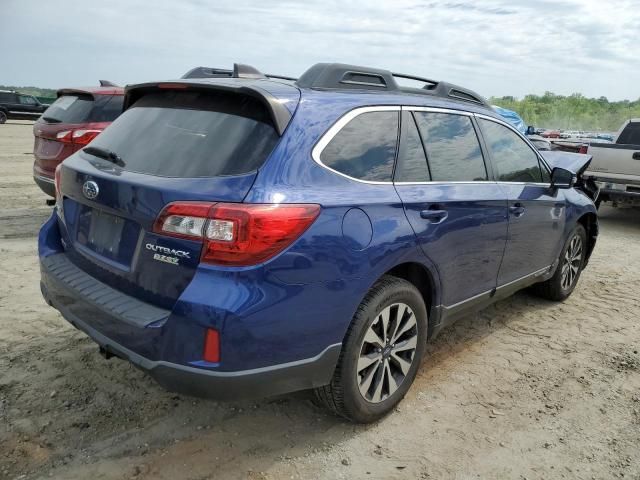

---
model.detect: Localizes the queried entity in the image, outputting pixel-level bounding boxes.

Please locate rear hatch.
[34,92,124,178]
[57,83,298,309]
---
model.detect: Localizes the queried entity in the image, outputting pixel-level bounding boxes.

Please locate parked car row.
[0,89,48,123]
[38,62,599,422]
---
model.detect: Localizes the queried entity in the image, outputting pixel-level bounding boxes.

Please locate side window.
[539,160,551,183]
[413,112,487,181]
[617,122,640,145]
[479,119,543,183]
[320,111,398,182]
[394,111,430,182]
[19,95,36,105]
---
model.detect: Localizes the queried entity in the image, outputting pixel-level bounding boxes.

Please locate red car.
[33,82,124,196]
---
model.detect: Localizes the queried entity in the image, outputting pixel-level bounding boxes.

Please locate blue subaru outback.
[39,63,598,423]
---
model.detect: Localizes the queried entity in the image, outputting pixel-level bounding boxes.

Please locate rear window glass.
[320,111,399,182]
[42,94,124,124]
[85,90,279,178]
[42,94,94,123]
[617,122,640,145]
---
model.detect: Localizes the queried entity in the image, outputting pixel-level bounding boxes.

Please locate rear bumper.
[39,250,341,399]
[33,173,55,197]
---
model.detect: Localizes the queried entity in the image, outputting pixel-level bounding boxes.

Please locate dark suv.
[0,90,48,123]
[39,63,598,423]
[33,82,124,196]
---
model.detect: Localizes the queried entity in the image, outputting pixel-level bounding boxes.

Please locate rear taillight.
[56,128,103,145]
[578,144,588,154]
[153,202,321,266]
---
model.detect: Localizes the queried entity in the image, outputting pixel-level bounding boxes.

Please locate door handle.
[420,209,448,223]
[509,203,525,217]
[633,152,640,160]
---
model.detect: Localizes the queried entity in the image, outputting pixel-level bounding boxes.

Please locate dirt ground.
[0,121,639,480]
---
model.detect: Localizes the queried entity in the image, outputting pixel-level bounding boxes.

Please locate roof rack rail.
[295,63,490,107]
[99,80,119,87]
[182,64,298,82]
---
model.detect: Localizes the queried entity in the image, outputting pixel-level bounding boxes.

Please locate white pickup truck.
[585,119,640,207]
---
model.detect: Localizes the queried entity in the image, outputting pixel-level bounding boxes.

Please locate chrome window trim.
[402,106,473,116]
[311,105,401,185]
[311,105,553,187]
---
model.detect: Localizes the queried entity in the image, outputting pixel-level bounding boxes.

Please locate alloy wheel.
[561,234,583,290]
[356,303,418,403]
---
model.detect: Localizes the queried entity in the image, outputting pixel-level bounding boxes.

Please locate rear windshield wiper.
[42,116,62,123]
[83,146,125,167]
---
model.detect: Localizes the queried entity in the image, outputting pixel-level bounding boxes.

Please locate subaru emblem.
[82,180,99,200]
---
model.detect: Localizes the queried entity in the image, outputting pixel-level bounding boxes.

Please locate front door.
[476,117,566,285]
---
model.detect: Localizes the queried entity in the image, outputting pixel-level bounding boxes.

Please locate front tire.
[0,111,7,124]
[314,275,428,423]
[533,224,587,301]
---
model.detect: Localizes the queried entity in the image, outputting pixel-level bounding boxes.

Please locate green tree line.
[0,85,57,100]
[491,92,640,132]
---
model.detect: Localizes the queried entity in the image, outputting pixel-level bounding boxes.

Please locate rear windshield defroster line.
[84,90,280,178]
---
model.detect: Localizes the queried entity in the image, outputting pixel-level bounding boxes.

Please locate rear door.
[476,116,565,286]
[394,108,508,309]
[18,95,45,118]
[57,87,288,308]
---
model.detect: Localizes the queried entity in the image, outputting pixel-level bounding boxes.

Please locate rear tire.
[0,110,7,124]
[533,224,587,301]
[314,275,428,423]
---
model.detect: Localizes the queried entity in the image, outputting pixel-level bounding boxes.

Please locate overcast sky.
[2,0,638,100]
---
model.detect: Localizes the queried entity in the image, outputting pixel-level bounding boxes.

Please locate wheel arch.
[576,212,598,265]
[384,262,440,337]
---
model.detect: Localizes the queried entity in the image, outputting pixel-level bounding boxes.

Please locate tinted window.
[540,160,551,183]
[479,119,543,182]
[86,90,279,178]
[0,92,15,103]
[414,112,486,181]
[42,94,94,123]
[89,95,124,122]
[320,111,398,182]
[19,95,37,105]
[617,122,640,145]
[395,112,429,182]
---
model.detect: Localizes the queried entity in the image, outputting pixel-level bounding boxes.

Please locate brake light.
[56,130,73,143]
[56,128,103,145]
[578,144,588,154]
[153,202,321,266]
[152,202,215,240]
[71,129,102,145]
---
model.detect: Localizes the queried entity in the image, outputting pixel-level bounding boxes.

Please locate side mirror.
[551,167,575,189]
[526,125,536,135]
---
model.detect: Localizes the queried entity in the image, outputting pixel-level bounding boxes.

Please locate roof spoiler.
[123,80,293,135]
[295,63,490,107]
[182,64,297,82]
